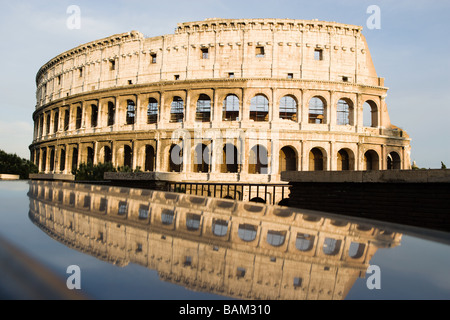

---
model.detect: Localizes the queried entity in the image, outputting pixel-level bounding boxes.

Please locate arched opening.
[107,102,115,126]
[126,100,136,125]
[323,238,342,256]
[278,198,290,206]
[222,94,240,121]
[309,148,325,171]
[103,146,112,164]
[53,111,59,133]
[71,148,78,173]
[124,145,133,168]
[194,144,210,173]
[91,104,98,128]
[221,144,238,173]
[169,144,183,172]
[363,100,378,127]
[387,152,401,170]
[170,96,184,123]
[49,148,55,172]
[308,96,326,124]
[349,242,366,259]
[296,233,315,252]
[238,224,258,242]
[212,219,228,237]
[87,147,94,164]
[337,149,354,171]
[250,95,269,122]
[59,149,66,172]
[267,230,286,247]
[364,150,380,171]
[195,94,211,122]
[279,146,297,173]
[249,145,268,174]
[336,98,353,126]
[250,197,266,204]
[279,96,298,121]
[64,109,70,131]
[147,98,158,124]
[145,145,155,172]
[75,106,82,129]
[46,113,51,134]
[41,149,47,172]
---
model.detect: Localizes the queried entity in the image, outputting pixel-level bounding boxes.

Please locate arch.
[249,144,268,174]
[250,197,266,204]
[309,148,325,171]
[53,110,59,133]
[267,230,286,247]
[107,101,115,126]
[147,98,158,124]
[308,96,326,124]
[64,109,70,131]
[222,94,240,121]
[323,238,342,256]
[41,149,47,172]
[238,224,258,242]
[364,150,380,171]
[296,233,315,252]
[126,100,136,125]
[250,94,269,122]
[212,219,228,237]
[195,94,211,122]
[71,147,78,173]
[59,148,66,172]
[145,145,155,172]
[186,213,201,231]
[363,100,379,127]
[194,143,210,173]
[91,104,98,127]
[349,242,366,259]
[279,95,298,121]
[337,148,355,171]
[49,148,55,172]
[87,147,94,164]
[279,146,297,173]
[387,151,401,170]
[170,96,184,123]
[277,198,290,206]
[221,143,239,173]
[75,106,82,129]
[101,146,112,164]
[46,113,51,134]
[169,144,183,172]
[123,145,133,168]
[336,98,353,126]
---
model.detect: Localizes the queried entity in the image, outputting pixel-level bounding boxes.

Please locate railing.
[166,182,291,205]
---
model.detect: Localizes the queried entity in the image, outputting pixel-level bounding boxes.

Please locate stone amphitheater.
[29,18,411,184]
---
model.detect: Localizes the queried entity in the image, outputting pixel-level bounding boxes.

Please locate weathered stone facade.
[28,180,401,300]
[29,18,411,183]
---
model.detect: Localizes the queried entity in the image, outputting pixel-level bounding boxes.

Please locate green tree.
[74,162,117,181]
[0,149,38,179]
[442,162,447,169]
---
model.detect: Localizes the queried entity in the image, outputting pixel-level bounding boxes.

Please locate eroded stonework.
[29,18,411,183]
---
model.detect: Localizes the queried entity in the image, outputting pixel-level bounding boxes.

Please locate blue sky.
[0,0,449,168]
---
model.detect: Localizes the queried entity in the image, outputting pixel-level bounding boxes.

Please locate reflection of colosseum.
[28,181,401,300]
[29,18,411,183]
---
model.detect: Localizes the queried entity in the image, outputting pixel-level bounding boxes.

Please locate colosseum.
[29,18,412,188]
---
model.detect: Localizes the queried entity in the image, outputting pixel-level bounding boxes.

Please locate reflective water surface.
[1,180,450,300]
